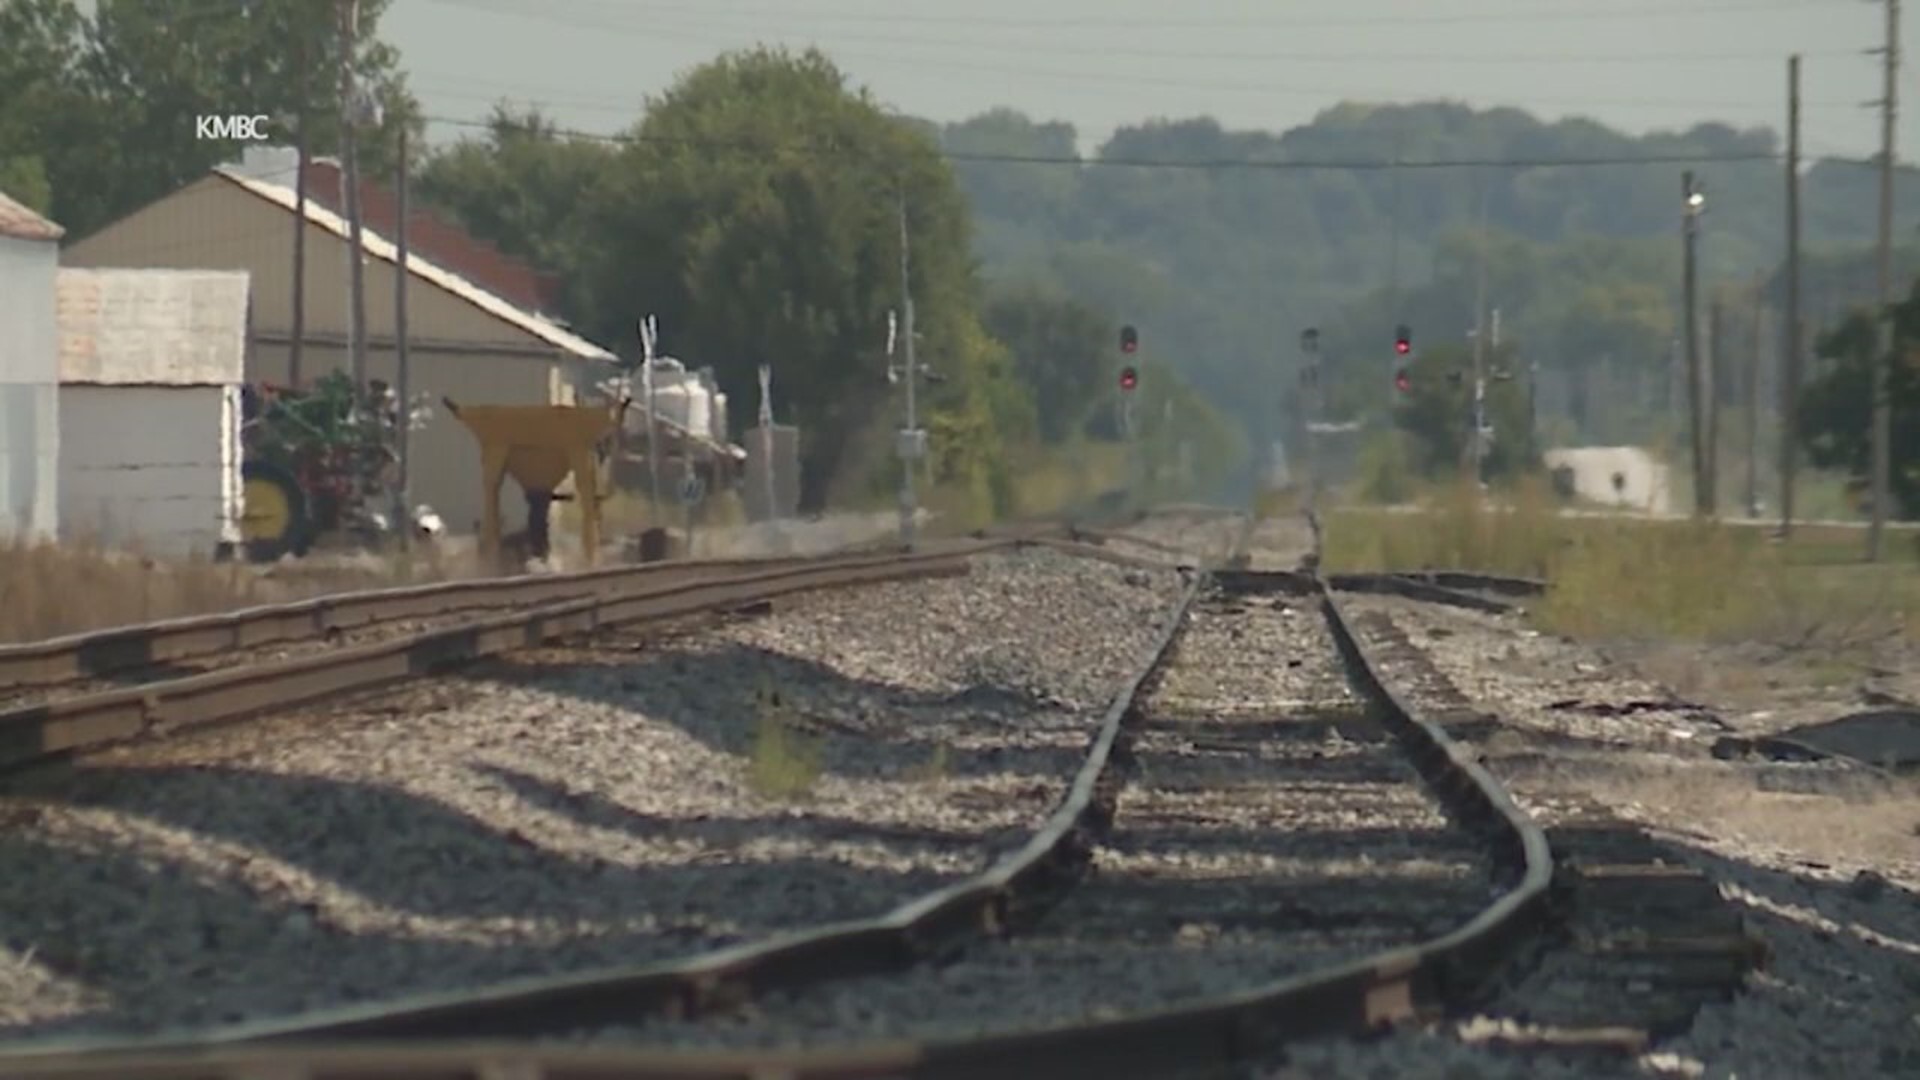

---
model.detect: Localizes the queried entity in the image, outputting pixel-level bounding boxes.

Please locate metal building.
[59,154,618,538]
[0,189,63,542]
[56,268,250,557]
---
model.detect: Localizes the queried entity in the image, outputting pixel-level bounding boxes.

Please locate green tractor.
[238,371,406,562]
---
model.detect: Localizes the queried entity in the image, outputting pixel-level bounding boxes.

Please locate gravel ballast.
[578,578,1496,1049]
[0,546,1189,1040]
[1279,593,1920,1080]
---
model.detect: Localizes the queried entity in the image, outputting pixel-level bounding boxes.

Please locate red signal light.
[1120,325,1139,354]
[1394,340,1411,355]
[1120,366,1138,391]
[1394,368,1411,393]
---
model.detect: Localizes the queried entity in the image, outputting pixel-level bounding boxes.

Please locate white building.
[56,268,250,557]
[0,190,63,542]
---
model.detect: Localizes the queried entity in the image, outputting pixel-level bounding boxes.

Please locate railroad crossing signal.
[1394,323,1412,356]
[1119,365,1138,392]
[1120,325,1139,354]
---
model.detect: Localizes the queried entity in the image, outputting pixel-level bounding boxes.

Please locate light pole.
[1682,173,1710,516]
[1298,327,1321,507]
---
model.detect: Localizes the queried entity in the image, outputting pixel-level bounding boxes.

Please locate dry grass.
[1322,477,1920,648]
[0,534,476,645]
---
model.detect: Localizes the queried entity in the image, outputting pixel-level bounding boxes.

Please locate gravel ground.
[0,547,1189,1040]
[1274,594,1920,1080]
[576,578,1496,1049]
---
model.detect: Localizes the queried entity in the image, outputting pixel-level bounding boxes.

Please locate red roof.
[299,160,561,316]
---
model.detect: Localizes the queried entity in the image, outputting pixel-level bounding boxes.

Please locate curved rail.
[0,515,1559,1080]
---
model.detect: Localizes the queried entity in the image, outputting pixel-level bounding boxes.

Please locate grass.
[745,674,824,801]
[1322,475,1920,648]
[0,533,476,644]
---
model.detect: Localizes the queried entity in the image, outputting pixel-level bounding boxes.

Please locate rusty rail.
[0,544,1013,773]
[0,519,1558,1080]
[0,556,813,693]
[1327,571,1546,615]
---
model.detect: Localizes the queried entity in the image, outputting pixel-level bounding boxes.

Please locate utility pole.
[1747,282,1763,518]
[1782,54,1803,537]
[1869,0,1899,559]
[392,124,411,546]
[1387,135,1403,411]
[290,35,308,387]
[1707,295,1723,515]
[896,189,922,548]
[1682,171,1708,516]
[1468,179,1490,479]
[336,0,367,392]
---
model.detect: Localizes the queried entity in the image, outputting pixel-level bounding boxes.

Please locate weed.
[746,674,823,800]
[905,744,950,785]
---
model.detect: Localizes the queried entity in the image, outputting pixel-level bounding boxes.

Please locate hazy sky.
[379,0,1901,161]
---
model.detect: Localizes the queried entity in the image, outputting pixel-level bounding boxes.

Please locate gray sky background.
[380,0,1900,160]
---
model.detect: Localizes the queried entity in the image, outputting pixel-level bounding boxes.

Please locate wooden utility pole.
[1870,0,1899,559]
[1707,295,1723,515]
[1683,171,1707,516]
[337,0,367,393]
[290,36,308,387]
[1782,54,1803,537]
[393,124,411,542]
[1747,284,1764,518]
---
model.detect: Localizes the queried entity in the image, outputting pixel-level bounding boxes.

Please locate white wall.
[59,385,234,557]
[0,235,59,540]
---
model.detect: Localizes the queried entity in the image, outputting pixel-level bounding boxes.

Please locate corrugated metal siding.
[0,236,60,540]
[62,177,603,537]
[59,385,232,557]
[57,269,249,385]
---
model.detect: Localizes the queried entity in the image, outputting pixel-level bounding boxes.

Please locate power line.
[420,111,1880,171]
[431,0,1861,64]
[429,0,1849,32]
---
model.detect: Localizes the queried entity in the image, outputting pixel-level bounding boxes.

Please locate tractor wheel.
[240,461,311,562]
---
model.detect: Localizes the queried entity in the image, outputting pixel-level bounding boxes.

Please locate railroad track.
[0,511,1558,1079]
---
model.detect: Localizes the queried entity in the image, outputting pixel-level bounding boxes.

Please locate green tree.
[577,47,1015,511]
[980,283,1114,443]
[1798,287,1920,518]
[0,0,421,238]
[1392,341,1534,481]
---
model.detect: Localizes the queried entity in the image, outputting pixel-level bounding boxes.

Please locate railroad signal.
[1394,368,1411,393]
[1394,323,1412,356]
[1120,325,1139,354]
[1120,365,1139,392]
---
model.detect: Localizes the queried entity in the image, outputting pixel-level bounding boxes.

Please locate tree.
[1392,341,1534,481]
[577,48,1017,511]
[1798,287,1920,518]
[980,283,1114,443]
[0,0,421,238]
[416,107,617,313]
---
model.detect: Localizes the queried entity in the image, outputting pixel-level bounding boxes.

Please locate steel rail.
[0,555,818,693]
[0,515,1559,1080]
[1327,571,1546,615]
[0,543,1021,773]
[0,504,1211,697]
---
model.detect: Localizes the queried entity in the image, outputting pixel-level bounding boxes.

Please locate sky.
[376,0,1903,161]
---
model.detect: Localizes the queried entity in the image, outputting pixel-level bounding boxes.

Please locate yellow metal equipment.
[443,397,627,567]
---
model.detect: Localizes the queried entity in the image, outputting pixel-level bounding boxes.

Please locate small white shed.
[0,189,63,542]
[56,268,250,557]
